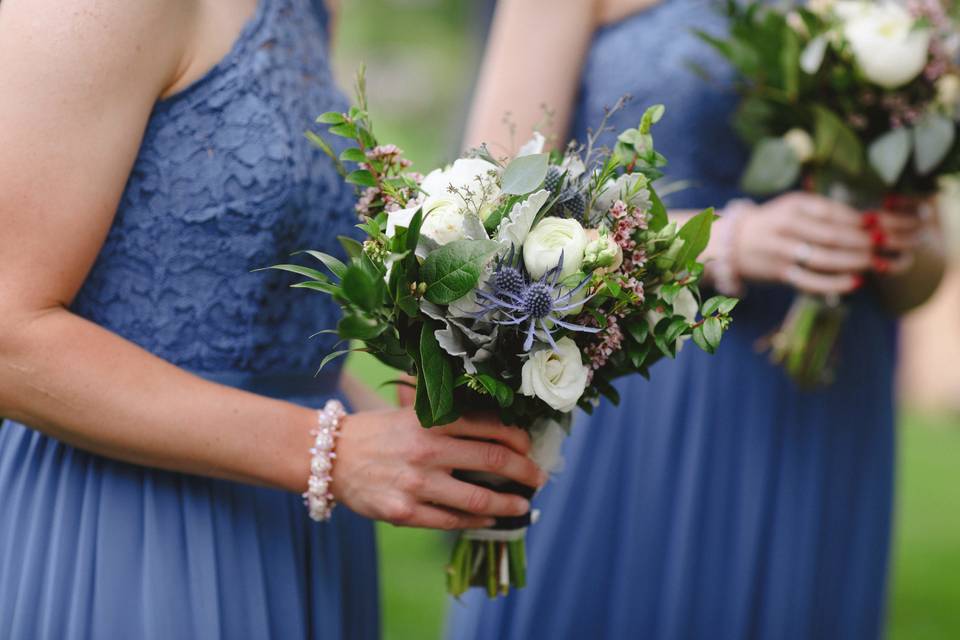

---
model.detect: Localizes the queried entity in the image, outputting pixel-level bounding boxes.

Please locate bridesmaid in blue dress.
[449,1,944,638]
[0,1,545,638]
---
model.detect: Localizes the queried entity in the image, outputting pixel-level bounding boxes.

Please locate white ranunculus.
[835,1,931,89]
[420,158,500,207]
[520,338,588,412]
[783,128,815,163]
[419,196,467,246]
[385,205,419,237]
[523,217,588,280]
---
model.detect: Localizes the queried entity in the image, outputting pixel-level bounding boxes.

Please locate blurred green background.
[332,2,960,639]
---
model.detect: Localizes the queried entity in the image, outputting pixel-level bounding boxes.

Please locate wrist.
[706,199,754,296]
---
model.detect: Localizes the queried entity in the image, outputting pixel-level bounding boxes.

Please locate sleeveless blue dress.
[448,2,896,638]
[0,1,379,638]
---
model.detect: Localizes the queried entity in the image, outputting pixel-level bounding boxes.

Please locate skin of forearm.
[0,307,315,493]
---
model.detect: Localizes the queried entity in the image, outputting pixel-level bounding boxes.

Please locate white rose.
[419,196,467,245]
[420,158,501,211]
[783,128,815,163]
[523,217,588,280]
[520,337,588,412]
[836,1,931,89]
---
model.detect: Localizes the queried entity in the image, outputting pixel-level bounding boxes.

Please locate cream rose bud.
[783,128,815,163]
[523,217,588,280]
[936,74,960,109]
[583,228,623,272]
[837,1,931,89]
[419,196,466,246]
[520,337,589,413]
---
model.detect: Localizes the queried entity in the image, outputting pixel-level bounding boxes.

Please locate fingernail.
[872,256,890,274]
[517,499,531,514]
[870,228,886,247]
[483,518,496,528]
[862,211,879,229]
[852,275,864,290]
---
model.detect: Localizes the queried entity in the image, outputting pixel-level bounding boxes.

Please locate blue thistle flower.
[475,250,601,352]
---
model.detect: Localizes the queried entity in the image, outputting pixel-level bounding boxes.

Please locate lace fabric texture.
[71,0,357,376]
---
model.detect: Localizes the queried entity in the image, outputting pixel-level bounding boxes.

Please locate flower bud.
[783,128,815,163]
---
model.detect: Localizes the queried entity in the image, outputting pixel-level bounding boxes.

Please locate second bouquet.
[274,76,735,597]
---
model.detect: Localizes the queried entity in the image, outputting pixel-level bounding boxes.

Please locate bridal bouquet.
[700,0,959,386]
[273,74,735,597]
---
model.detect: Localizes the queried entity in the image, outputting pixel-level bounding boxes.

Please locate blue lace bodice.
[572,0,749,210]
[70,0,356,376]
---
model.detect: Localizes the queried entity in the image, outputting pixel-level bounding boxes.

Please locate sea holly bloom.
[475,252,600,352]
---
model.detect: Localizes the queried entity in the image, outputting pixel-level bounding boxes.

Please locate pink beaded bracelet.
[303,399,347,522]
[710,199,754,297]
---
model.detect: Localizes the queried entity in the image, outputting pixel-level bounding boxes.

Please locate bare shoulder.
[0,0,195,101]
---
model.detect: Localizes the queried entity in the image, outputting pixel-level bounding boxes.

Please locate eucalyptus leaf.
[913,113,956,175]
[741,137,801,195]
[422,239,499,305]
[501,153,549,195]
[868,128,912,186]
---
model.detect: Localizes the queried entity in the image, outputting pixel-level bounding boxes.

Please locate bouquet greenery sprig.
[273,71,735,597]
[700,0,959,386]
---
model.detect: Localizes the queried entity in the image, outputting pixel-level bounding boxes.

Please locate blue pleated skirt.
[0,373,378,640]
[447,287,896,640]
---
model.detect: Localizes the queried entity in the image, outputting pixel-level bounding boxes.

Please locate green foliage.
[421,239,499,305]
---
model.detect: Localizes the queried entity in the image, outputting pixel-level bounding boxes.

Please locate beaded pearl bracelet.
[710,199,754,297]
[303,399,347,522]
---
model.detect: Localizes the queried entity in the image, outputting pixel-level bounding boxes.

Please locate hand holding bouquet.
[701,0,958,386]
[274,74,735,597]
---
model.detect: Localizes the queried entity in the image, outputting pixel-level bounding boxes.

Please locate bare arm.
[465,0,599,154]
[0,1,544,529]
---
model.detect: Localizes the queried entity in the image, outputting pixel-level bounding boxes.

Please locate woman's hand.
[733,192,873,295]
[332,409,545,530]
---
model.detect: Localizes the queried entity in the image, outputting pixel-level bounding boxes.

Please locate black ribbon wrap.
[453,470,536,530]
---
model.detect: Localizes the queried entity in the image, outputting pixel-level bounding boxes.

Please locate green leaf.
[665,317,688,346]
[719,297,739,315]
[473,374,515,408]
[703,316,723,350]
[339,147,367,164]
[337,315,386,340]
[692,324,713,354]
[328,122,358,138]
[701,295,727,317]
[813,105,863,175]
[868,128,912,186]
[318,349,353,372]
[420,323,455,425]
[640,104,665,133]
[913,113,956,175]
[295,250,347,279]
[647,188,669,231]
[422,239,499,305]
[626,319,648,345]
[346,170,377,188]
[305,131,336,160]
[264,264,329,282]
[741,138,801,195]
[501,153,549,195]
[780,26,800,99]
[341,266,380,312]
[673,208,717,269]
[338,235,363,259]
[405,209,424,253]
[316,111,346,125]
[291,280,339,295]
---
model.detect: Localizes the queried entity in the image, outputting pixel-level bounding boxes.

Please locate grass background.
[332,2,960,638]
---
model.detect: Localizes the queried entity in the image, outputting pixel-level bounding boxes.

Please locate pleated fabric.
[0,389,378,640]
[447,2,896,638]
